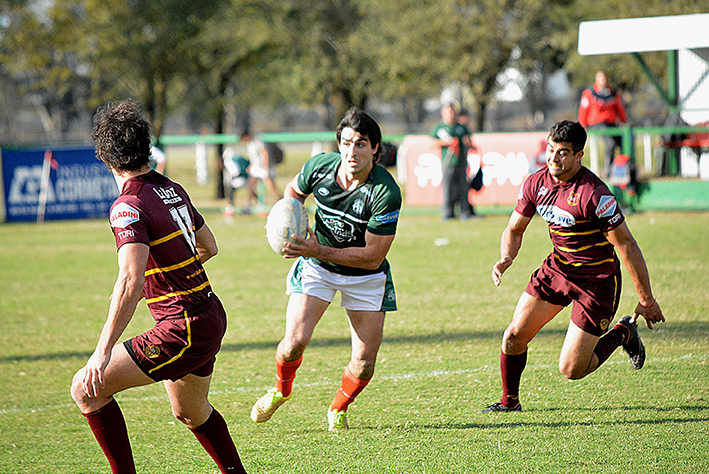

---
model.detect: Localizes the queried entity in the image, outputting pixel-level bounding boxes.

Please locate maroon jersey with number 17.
[109,170,212,320]
[516,166,625,280]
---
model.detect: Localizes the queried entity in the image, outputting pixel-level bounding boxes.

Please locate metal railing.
[586,125,709,177]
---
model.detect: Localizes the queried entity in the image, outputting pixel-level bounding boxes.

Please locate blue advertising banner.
[1,147,119,222]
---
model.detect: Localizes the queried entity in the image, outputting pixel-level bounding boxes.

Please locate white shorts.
[286,257,397,312]
[249,162,276,180]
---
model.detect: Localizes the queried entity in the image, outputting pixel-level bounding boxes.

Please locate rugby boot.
[480,402,522,413]
[617,315,646,370]
[251,388,290,423]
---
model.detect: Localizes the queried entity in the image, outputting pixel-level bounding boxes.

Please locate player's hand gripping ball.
[265,197,308,255]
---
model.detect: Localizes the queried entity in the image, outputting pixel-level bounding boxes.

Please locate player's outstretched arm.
[492,211,531,286]
[82,242,149,398]
[605,222,665,329]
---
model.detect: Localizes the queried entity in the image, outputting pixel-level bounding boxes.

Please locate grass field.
[1,146,707,473]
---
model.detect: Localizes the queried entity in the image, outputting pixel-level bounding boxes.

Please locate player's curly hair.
[336,107,382,163]
[549,120,587,154]
[92,99,152,172]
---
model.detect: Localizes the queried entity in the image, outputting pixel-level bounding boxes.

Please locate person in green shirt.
[250,108,401,431]
[431,104,475,219]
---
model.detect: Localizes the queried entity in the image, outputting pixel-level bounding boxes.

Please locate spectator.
[578,71,628,178]
[431,104,476,220]
[149,145,167,174]
[222,146,251,217]
[240,131,283,210]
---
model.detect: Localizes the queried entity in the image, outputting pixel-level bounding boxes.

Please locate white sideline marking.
[1,353,706,417]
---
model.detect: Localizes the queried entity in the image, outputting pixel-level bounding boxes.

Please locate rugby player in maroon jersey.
[70,99,246,473]
[483,120,665,413]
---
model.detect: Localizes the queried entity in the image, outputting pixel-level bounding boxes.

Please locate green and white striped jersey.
[296,152,401,276]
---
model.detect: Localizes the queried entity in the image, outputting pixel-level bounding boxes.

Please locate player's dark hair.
[549,120,587,154]
[92,99,152,172]
[336,107,382,163]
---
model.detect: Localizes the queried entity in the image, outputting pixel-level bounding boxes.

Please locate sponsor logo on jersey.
[375,210,399,224]
[313,170,332,180]
[117,229,135,239]
[595,195,617,218]
[110,202,140,228]
[536,204,576,228]
[608,213,622,225]
[567,192,580,206]
[600,319,610,331]
[317,187,330,196]
[322,215,356,243]
[359,186,373,200]
[154,186,182,205]
[352,199,364,214]
[538,185,549,197]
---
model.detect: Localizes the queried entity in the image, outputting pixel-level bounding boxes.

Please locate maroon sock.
[593,322,628,367]
[190,408,246,474]
[500,350,527,407]
[83,398,136,474]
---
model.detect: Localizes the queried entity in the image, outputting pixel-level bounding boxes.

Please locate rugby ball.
[265,197,308,255]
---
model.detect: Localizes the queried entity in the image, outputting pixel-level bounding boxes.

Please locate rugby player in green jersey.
[251,108,401,431]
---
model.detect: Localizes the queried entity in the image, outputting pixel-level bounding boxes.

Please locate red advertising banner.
[397,132,549,206]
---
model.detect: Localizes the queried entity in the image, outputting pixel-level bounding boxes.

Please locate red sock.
[330,365,370,412]
[593,322,628,367]
[500,350,527,407]
[190,409,245,474]
[83,398,136,474]
[276,355,302,397]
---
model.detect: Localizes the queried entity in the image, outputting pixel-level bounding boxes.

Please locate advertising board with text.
[397,132,549,206]
[1,147,119,222]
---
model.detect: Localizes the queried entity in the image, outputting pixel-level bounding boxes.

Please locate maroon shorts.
[525,256,622,336]
[124,294,227,381]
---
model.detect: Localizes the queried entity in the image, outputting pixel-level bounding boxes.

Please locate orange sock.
[275,355,302,398]
[330,365,370,412]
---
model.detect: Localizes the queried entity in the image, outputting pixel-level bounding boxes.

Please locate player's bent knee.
[171,404,211,429]
[171,406,199,427]
[502,327,527,353]
[278,340,308,360]
[349,358,376,380]
[559,361,587,380]
[69,371,87,405]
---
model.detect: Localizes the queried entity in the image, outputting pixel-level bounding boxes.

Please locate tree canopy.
[1,0,707,142]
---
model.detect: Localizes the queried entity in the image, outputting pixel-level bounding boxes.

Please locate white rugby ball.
[265,197,308,255]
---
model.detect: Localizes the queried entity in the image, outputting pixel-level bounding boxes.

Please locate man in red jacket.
[578,71,627,178]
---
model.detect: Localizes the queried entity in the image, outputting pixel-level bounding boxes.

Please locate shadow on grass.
[370,405,709,431]
[2,319,705,363]
[0,328,550,363]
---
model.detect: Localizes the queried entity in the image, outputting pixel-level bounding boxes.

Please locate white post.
[195,140,209,185]
[589,135,599,175]
[643,133,652,174]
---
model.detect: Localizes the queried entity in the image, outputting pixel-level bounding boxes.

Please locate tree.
[275,0,377,128]
[80,0,223,140]
[184,0,283,197]
[0,1,91,142]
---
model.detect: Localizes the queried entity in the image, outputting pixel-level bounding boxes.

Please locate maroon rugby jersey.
[109,171,212,319]
[516,166,624,279]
